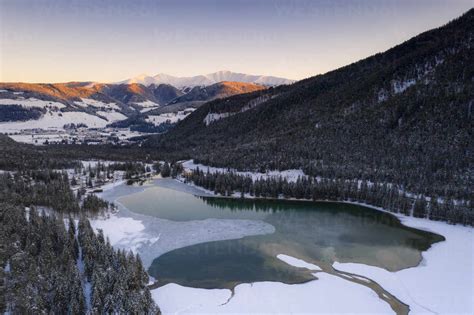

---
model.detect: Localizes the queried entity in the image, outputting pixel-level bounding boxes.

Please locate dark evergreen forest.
[0,205,157,313]
[184,168,473,226]
[148,10,473,216]
[0,149,160,313]
[0,105,44,122]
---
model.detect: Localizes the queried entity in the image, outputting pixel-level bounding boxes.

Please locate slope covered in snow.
[73,98,121,111]
[0,111,109,132]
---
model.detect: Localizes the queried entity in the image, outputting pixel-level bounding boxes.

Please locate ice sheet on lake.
[92,179,275,268]
[277,254,322,271]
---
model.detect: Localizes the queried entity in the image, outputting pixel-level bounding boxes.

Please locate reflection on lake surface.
[119,184,444,290]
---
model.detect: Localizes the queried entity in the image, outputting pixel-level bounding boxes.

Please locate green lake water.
[118,184,444,290]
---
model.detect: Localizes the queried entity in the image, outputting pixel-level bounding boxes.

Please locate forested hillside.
[0,134,161,171]
[149,10,473,203]
[184,168,472,225]
[164,81,266,106]
[0,136,160,313]
[0,205,157,313]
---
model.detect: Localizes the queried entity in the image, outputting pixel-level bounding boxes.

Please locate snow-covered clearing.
[73,98,120,110]
[392,79,417,94]
[146,108,195,126]
[182,159,305,183]
[134,100,159,108]
[0,111,108,132]
[203,112,233,125]
[8,133,68,144]
[96,110,127,122]
[203,94,272,125]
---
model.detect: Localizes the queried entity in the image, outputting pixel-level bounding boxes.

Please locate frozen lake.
[98,178,446,314]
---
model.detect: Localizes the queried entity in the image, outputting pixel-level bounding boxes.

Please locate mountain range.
[0,72,277,127]
[149,9,473,203]
[118,70,294,88]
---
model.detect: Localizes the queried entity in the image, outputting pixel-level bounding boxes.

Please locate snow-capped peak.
[118,71,294,88]
[122,74,157,86]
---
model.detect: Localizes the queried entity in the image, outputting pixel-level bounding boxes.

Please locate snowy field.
[0,111,109,133]
[8,133,69,144]
[146,108,195,126]
[0,96,126,133]
[73,98,121,111]
[96,110,127,122]
[4,126,147,145]
[136,100,161,114]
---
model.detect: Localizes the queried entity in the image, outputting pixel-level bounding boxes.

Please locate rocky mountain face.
[102,83,183,108]
[0,82,179,111]
[154,81,267,112]
[148,10,473,202]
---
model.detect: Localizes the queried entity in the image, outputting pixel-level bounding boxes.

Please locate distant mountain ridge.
[164,81,266,107]
[0,82,174,112]
[0,80,266,111]
[0,71,289,118]
[118,70,294,88]
[0,79,268,129]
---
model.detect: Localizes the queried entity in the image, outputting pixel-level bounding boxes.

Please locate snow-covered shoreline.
[334,215,474,315]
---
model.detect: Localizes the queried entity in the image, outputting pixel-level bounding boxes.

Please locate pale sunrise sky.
[0,0,472,83]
